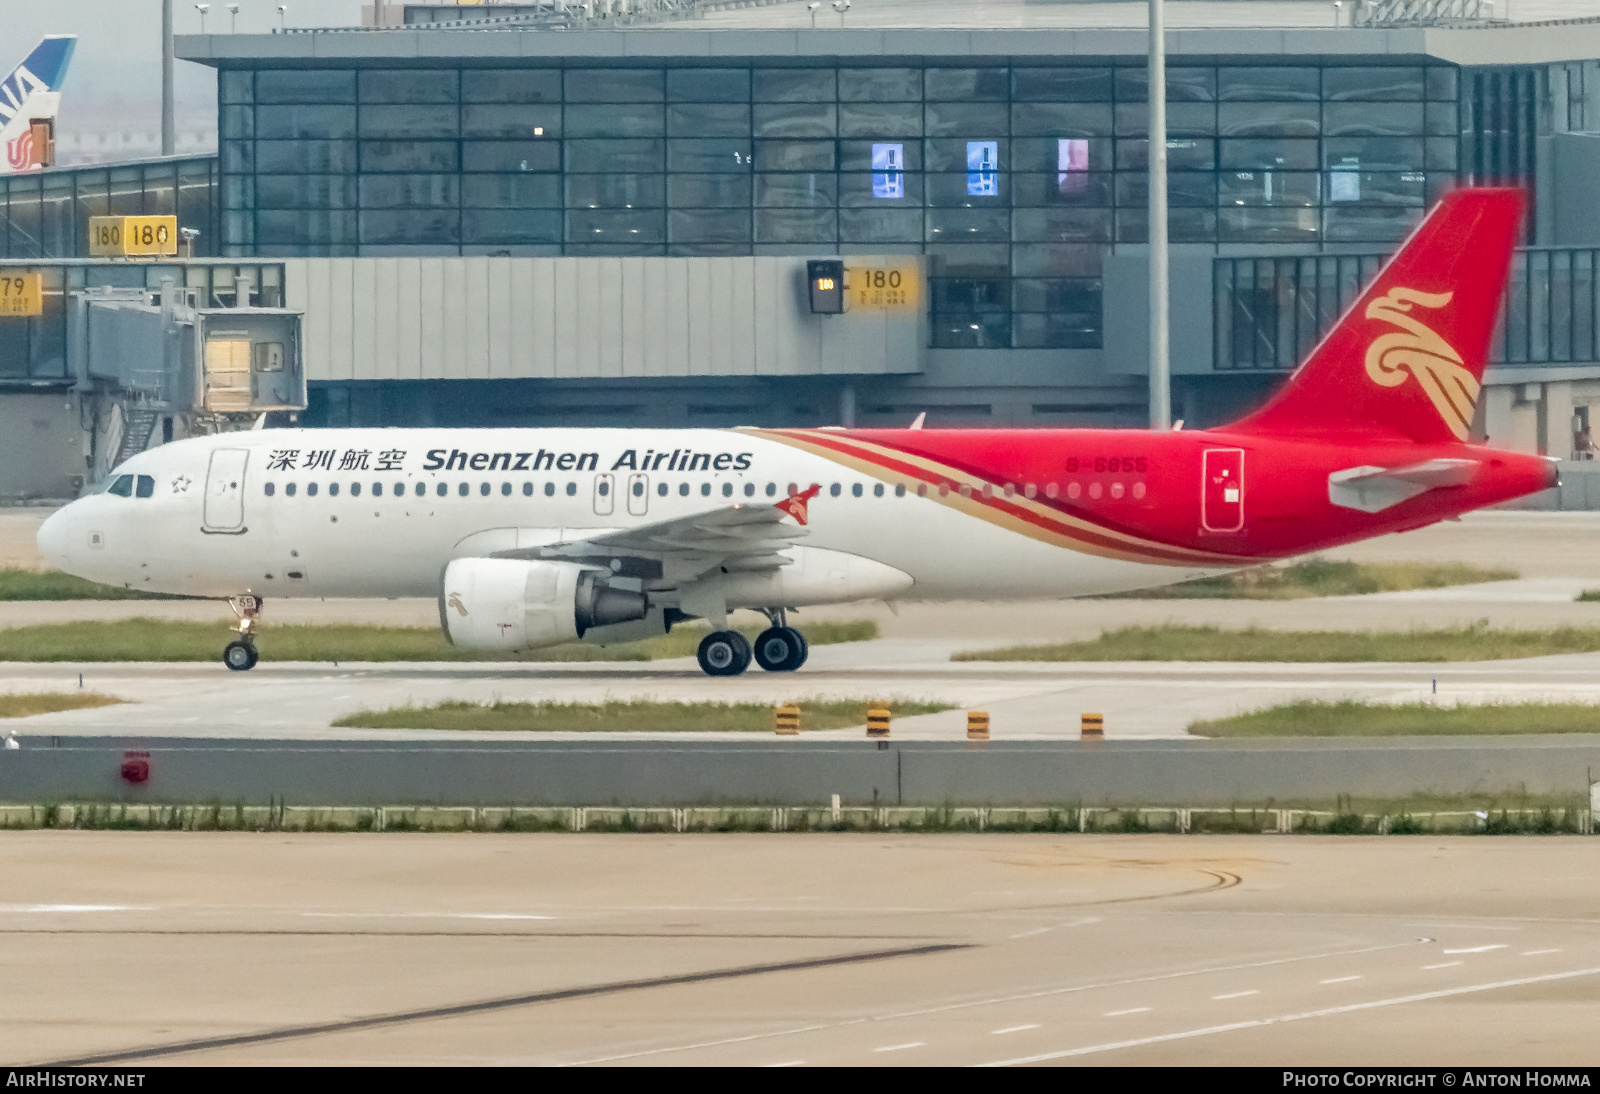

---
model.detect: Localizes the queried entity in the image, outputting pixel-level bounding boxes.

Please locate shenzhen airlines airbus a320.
[37,189,1555,676]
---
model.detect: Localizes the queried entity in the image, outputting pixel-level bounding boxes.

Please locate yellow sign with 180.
[846,264,919,311]
[88,215,179,257]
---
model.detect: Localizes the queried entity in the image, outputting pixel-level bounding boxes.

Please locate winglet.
[775,484,821,525]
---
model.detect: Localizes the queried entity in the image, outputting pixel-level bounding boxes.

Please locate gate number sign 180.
[88,215,178,257]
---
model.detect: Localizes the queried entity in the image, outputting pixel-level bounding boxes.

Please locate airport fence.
[1,802,1593,836]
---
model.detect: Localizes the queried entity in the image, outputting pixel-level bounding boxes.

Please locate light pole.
[277,5,288,31]
[228,3,239,33]
[161,0,174,156]
[1147,0,1171,430]
[195,4,209,34]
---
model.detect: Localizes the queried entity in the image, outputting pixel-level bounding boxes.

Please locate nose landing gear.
[223,595,262,672]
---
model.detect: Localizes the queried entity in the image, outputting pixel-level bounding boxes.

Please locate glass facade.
[1215,248,1600,371]
[0,157,219,261]
[219,59,1459,350]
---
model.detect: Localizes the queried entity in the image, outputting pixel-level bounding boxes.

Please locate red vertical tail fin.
[1230,188,1524,443]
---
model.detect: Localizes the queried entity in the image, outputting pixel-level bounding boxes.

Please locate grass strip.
[1191,698,1600,737]
[0,618,876,663]
[955,622,1600,663]
[1108,559,1516,600]
[333,697,952,733]
[0,569,185,601]
[0,692,124,718]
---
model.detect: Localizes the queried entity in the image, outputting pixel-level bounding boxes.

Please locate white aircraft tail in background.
[0,35,76,174]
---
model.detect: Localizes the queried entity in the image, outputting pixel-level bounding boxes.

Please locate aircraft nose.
[35,507,72,569]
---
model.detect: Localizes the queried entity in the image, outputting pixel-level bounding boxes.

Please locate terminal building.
[6,1,1600,500]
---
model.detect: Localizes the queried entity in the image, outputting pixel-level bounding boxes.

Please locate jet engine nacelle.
[440,558,648,651]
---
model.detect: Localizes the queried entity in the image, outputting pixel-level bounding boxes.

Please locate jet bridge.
[73,282,304,470]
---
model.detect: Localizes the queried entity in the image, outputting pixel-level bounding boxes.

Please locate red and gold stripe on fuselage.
[748,427,1266,569]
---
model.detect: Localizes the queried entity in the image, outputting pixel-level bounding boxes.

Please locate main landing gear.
[694,610,809,677]
[223,595,262,672]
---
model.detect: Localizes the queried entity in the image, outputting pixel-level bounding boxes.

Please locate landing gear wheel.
[791,629,809,670]
[754,626,807,672]
[223,640,258,672]
[697,630,752,676]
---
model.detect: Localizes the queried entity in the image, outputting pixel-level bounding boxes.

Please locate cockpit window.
[106,475,134,497]
[135,475,155,498]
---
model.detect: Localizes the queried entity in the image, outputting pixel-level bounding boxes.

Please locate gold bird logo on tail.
[1363,287,1477,441]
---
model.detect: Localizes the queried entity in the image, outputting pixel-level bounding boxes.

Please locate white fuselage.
[36,428,1210,608]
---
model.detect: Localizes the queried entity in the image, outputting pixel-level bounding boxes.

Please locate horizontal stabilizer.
[1328,458,1478,513]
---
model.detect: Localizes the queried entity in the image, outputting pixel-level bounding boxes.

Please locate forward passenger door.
[202,449,249,533]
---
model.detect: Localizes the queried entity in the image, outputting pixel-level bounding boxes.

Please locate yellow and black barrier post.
[1081,712,1104,741]
[866,707,891,739]
[774,703,800,736]
[967,711,990,741]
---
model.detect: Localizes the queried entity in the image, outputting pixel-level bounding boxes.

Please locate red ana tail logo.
[775,484,820,525]
[6,131,36,171]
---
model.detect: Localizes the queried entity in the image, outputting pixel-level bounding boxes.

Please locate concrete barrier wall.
[4,736,1600,807]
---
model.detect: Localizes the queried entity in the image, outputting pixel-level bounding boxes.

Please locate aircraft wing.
[1328,458,1478,513]
[492,486,819,585]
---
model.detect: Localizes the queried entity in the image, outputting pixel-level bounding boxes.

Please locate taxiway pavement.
[4,833,1597,1066]
[10,645,1600,741]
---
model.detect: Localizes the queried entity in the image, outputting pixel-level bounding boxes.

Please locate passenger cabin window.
[501,482,511,496]
[264,482,276,497]
[458,483,469,497]
[307,483,319,497]
[544,482,556,497]
[722,483,733,497]
[107,475,134,497]
[329,483,340,497]
[523,482,533,496]
[350,482,362,497]
[679,482,690,496]
[565,482,577,496]
[286,482,297,497]
[658,482,668,497]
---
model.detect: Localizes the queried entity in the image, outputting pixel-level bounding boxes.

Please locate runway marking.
[1522,949,1560,956]
[44,942,970,1067]
[563,938,1432,1065]
[1104,1008,1151,1017]
[1320,976,1361,984]
[991,1025,1040,1034]
[873,1042,925,1053]
[0,904,149,914]
[979,965,1600,1066]
[1211,990,1258,1000]
[1443,944,1507,954]
[1421,961,1463,970]
[302,912,557,921]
